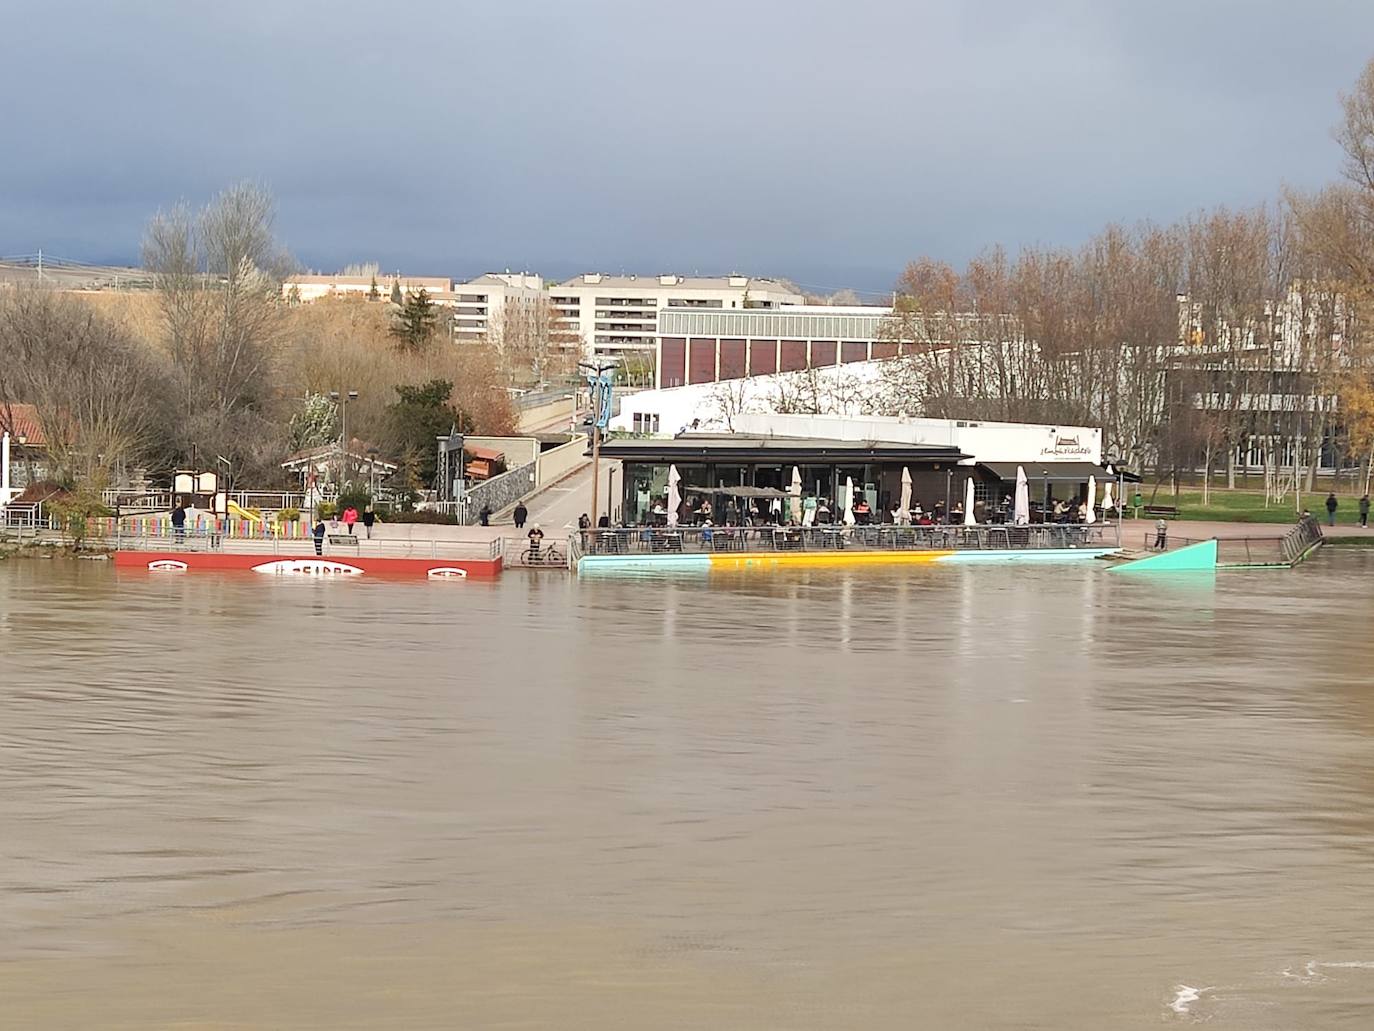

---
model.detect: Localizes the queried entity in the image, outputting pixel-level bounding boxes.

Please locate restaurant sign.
[1039,432,1093,458]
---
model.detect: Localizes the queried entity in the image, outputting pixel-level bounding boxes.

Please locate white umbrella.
[899,467,912,523]
[666,464,681,527]
[1014,466,1030,526]
[963,477,977,525]
[789,466,802,523]
[1101,477,1114,514]
[1085,475,1097,524]
[842,476,856,526]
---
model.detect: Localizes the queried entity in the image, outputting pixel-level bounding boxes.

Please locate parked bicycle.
[521,543,565,566]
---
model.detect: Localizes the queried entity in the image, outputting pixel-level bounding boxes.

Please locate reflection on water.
[4,556,1374,1028]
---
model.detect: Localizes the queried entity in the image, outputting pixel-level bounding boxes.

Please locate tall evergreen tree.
[368,275,380,300]
[391,288,438,350]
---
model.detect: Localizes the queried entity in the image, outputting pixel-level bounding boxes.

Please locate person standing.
[361,504,376,539]
[1154,517,1168,550]
[513,501,528,529]
[342,504,359,535]
[578,513,591,531]
[311,517,326,556]
[1326,492,1339,527]
[527,522,544,559]
[171,499,186,544]
[479,504,492,527]
[1361,494,1370,528]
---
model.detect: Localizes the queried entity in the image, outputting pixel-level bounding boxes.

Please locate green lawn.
[1139,488,1364,524]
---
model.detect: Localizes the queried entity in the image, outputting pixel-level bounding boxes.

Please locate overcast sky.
[3,0,1372,294]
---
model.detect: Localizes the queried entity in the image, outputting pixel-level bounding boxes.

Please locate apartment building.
[446,272,545,343]
[282,273,451,302]
[550,273,804,360]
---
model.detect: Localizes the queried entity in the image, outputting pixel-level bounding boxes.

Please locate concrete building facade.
[654,304,902,389]
[550,274,804,361]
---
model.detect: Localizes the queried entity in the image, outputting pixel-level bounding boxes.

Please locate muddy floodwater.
[4,556,1374,1028]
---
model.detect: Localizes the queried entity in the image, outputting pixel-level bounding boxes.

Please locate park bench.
[1142,504,1179,519]
[327,533,359,550]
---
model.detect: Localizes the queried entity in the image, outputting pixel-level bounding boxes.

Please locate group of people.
[1323,492,1372,527]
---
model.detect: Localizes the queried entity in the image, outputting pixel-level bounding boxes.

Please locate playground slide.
[227,501,263,523]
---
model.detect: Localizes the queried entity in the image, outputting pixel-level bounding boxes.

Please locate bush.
[336,489,372,514]
[316,501,338,519]
[47,492,113,549]
[383,509,458,524]
[276,507,300,523]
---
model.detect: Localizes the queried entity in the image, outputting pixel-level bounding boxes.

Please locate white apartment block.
[282,273,452,302]
[549,273,804,360]
[447,272,545,343]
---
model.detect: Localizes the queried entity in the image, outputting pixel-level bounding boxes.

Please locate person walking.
[342,504,359,535]
[513,501,528,529]
[171,499,186,544]
[1154,517,1168,551]
[311,517,326,556]
[1325,492,1339,527]
[1360,494,1370,528]
[361,504,376,539]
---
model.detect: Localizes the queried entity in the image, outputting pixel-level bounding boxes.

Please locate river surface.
[3,555,1374,1028]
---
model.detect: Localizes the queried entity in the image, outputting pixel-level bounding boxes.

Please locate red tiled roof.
[0,403,45,446]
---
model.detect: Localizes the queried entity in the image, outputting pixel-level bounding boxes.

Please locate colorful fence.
[90,516,311,540]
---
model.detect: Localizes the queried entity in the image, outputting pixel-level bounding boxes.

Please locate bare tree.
[0,288,170,487]
[143,182,292,463]
[488,294,579,383]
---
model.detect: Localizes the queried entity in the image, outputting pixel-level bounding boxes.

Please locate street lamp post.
[217,455,232,521]
[329,389,359,492]
[578,361,617,529]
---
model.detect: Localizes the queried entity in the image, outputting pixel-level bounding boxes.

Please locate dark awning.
[979,461,1141,483]
[681,484,791,498]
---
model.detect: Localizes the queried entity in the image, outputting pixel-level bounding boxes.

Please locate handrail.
[578,522,1118,556]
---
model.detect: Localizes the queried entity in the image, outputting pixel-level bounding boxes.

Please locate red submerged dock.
[111,531,504,579]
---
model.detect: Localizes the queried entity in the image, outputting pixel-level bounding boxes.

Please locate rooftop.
[553,273,801,293]
[598,433,970,463]
[0,403,46,446]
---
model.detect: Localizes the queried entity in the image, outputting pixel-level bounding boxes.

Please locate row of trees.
[877,56,1374,495]
[0,183,516,492]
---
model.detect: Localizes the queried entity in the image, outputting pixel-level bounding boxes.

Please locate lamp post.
[217,455,232,521]
[329,389,359,491]
[578,361,617,529]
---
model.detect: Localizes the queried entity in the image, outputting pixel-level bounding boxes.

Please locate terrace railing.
[105,526,503,563]
[1139,516,1323,567]
[579,522,1120,557]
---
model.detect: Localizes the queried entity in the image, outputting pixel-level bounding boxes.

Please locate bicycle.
[521,544,565,566]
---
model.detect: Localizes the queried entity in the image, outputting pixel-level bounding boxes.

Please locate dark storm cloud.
[2,0,1371,291]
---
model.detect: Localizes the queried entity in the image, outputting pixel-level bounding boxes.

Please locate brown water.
[4,556,1374,1029]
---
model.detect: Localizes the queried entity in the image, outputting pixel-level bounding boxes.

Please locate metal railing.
[578,523,1120,557]
[1139,517,1323,567]
[107,527,503,562]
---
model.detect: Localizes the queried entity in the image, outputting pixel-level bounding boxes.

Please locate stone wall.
[461,462,536,524]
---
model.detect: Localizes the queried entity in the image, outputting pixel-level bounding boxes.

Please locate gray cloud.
[1,0,1370,291]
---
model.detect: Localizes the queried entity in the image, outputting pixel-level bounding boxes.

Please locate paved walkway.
[1117,516,1370,544]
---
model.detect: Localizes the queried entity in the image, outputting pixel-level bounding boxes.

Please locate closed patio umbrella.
[842,476,856,526]
[789,466,802,523]
[963,477,977,526]
[1014,466,1030,526]
[1101,476,1114,514]
[1085,475,1098,524]
[667,464,681,527]
[899,467,912,523]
